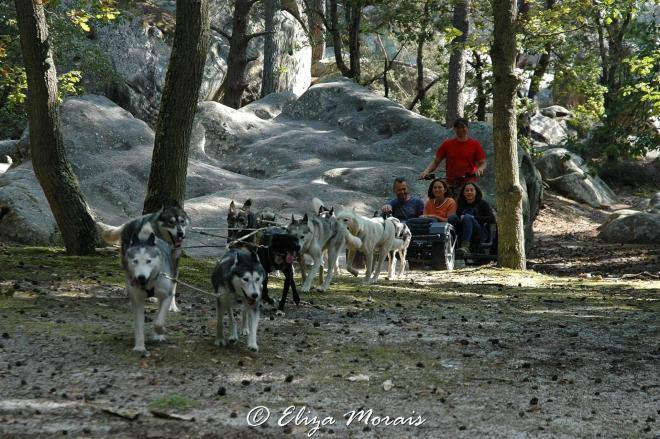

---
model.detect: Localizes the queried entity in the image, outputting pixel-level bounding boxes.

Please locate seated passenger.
[421,178,457,222]
[448,182,496,257]
[381,177,424,221]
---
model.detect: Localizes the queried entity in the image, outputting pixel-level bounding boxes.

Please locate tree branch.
[407,76,442,111]
[210,24,231,41]
[246,30,274,41]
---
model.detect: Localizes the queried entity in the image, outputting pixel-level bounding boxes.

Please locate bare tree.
[446,0,471,127]
[491,0,526,269]
[14,0,98,254]
[143,0,210,213]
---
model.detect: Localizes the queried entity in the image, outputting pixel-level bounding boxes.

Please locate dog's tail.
[95,221,124,245]
[312,197,325,214]
[343,229,362,250]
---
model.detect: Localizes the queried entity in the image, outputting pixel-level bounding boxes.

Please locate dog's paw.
[275,310,285,317]
[133,346,149,356]
[169,303,180,313]
[214,338,228,347]
[147,297,158,303]
[347,268,359,277]
[241,327,249,336]
[228,336,238,344]
[153,334,166,342]
[247,343,259,352]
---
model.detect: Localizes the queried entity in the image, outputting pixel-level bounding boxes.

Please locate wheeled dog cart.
[406,218,457,270]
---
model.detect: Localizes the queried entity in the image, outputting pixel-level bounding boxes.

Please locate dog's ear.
[302,213,308,224]
[130,233,140,247]
[243,199,252,210]
[329,207,334,215]
[229,201,236,213]
[147,233,156,246]
[318,205,325,215]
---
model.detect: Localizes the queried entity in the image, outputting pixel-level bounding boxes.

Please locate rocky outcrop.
[529,106,576,146]
[536,148,617,208]
[0,81,543,255]
[598,193,660,244]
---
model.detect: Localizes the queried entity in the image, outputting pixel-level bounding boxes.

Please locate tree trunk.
[308,0,325,66]
[328,0,350,76]
[347,2,361,80]
[446,0,470,127]
[261,0,280,97]
[14,0,98,255]
[223,0,253,109]
[143,0,210,213]
[527,44,551,100]
[491,0,526,269]
[471,50,487,121]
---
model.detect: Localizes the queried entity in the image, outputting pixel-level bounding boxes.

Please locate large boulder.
[536,148,617,208]
[598,208,660,244]
[0,82,543,255]
[530,112,570,146]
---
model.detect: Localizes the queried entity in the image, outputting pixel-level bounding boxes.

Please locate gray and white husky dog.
[287,201,362,293]
[98,203,189,312]
[123,227,175,353]
[211,249,265,352]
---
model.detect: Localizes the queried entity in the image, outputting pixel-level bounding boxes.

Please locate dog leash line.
[160,273,219,298]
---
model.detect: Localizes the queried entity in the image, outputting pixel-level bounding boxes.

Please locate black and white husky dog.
[123,227,175,354]
[98,202,189,312]
[211,249,266,352]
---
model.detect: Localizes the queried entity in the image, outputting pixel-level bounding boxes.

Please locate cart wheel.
[431,227,455,271]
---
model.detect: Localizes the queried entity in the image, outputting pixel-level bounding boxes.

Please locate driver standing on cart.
[419,118,487,197]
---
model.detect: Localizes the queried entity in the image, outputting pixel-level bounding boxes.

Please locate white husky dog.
[336,210,403,284]
[122,226,175,353]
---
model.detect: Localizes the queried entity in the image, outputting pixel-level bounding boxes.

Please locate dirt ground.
[0,191,658,438]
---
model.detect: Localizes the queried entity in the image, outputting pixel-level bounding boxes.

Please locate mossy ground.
[0,245,658,438]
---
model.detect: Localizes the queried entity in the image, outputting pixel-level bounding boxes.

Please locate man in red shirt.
[419,118,486,194]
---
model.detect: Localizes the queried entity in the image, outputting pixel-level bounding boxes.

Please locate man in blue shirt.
[382,177,424,221]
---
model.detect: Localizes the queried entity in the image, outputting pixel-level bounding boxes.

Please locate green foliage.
[0,1,120,139]
[622,49,660,117]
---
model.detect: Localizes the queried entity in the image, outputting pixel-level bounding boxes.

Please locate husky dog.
[211,249,265,352]
[123,228,175,353]
[287,208,362,293]
[98,202,190,312]
[257,228,300,311]
[336,210,403,284]
[381,213,412,280]
[227,200,257,249]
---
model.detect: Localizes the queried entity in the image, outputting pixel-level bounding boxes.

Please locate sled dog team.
[98,198,411,354]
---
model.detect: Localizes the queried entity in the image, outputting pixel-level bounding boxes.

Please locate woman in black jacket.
[448,182,496,256]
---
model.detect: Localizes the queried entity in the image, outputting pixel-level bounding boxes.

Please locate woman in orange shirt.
[422,178,457,222]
